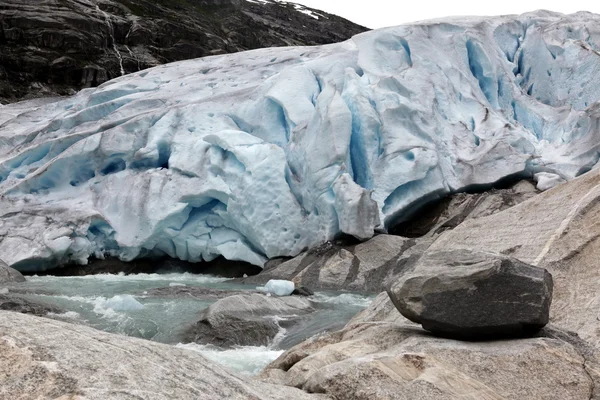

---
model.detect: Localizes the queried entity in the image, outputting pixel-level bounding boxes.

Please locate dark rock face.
[185,293,313,347]
[292,286,314,296]
[0,0,367,103]
[37,256,261,277]
[0,261,25,284]
[390,180,539,238]
[387,250,553,339]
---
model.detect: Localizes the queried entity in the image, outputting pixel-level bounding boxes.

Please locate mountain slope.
[1,11,600,271]
[0,0,367,103]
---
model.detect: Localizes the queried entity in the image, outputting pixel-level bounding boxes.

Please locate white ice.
[176,342,284,376]
[2,11,600,271]
[97,294,144,312]
[258,280,295,296]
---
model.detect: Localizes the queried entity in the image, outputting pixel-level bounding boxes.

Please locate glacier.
[2,10,600,271]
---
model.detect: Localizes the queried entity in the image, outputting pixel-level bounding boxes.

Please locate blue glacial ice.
[2,10,600,271]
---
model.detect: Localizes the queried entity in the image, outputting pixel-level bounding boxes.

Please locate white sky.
[292,0,600,28]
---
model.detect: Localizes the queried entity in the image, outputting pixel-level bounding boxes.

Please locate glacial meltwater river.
[5,273,373,376]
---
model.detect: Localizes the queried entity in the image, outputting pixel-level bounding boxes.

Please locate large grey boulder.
[387,250,553,339]
[185,293,314,347]
[0,311,320,400]
[0,260,25,284]
[428,169,600,346]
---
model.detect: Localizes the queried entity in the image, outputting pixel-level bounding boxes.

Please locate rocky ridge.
[257,168,600,399]
[0,0,367,103]
[0,310,322,400]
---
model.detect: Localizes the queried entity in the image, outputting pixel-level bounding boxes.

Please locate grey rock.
[387,250,553,339]
[0,311,321,400]
[0,294,62,316]
[0,260,25,284]
[240,235,420,292]
[428,169,600,347]
[185,293,314,347]
[263,320,595,400]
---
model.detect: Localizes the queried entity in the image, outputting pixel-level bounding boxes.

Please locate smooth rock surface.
[0,260,25,284]
[185,293,314,347]
[263,320,594,400]
[3,12,600,271]
[0,311,321,400]
[387,250,553,339]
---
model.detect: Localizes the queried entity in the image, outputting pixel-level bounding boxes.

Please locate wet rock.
[387,250,553,339]
[292,286,314,297]
[143,286,245,300]
[185,293,314,347]
[0,311,320,400]
[0,295,62,316]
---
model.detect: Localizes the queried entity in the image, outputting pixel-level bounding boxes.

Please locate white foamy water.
[311,292,375,308]
[47,311,80,319]
[176,342,284,376]
[9,272,374,375]
[27,272,231,284]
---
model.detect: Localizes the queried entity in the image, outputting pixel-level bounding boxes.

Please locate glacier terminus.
[1,10,600,271]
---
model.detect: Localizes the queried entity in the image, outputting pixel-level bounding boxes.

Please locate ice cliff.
[2,10,600,271]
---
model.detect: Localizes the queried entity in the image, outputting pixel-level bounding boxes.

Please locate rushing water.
[7,273,373,376]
